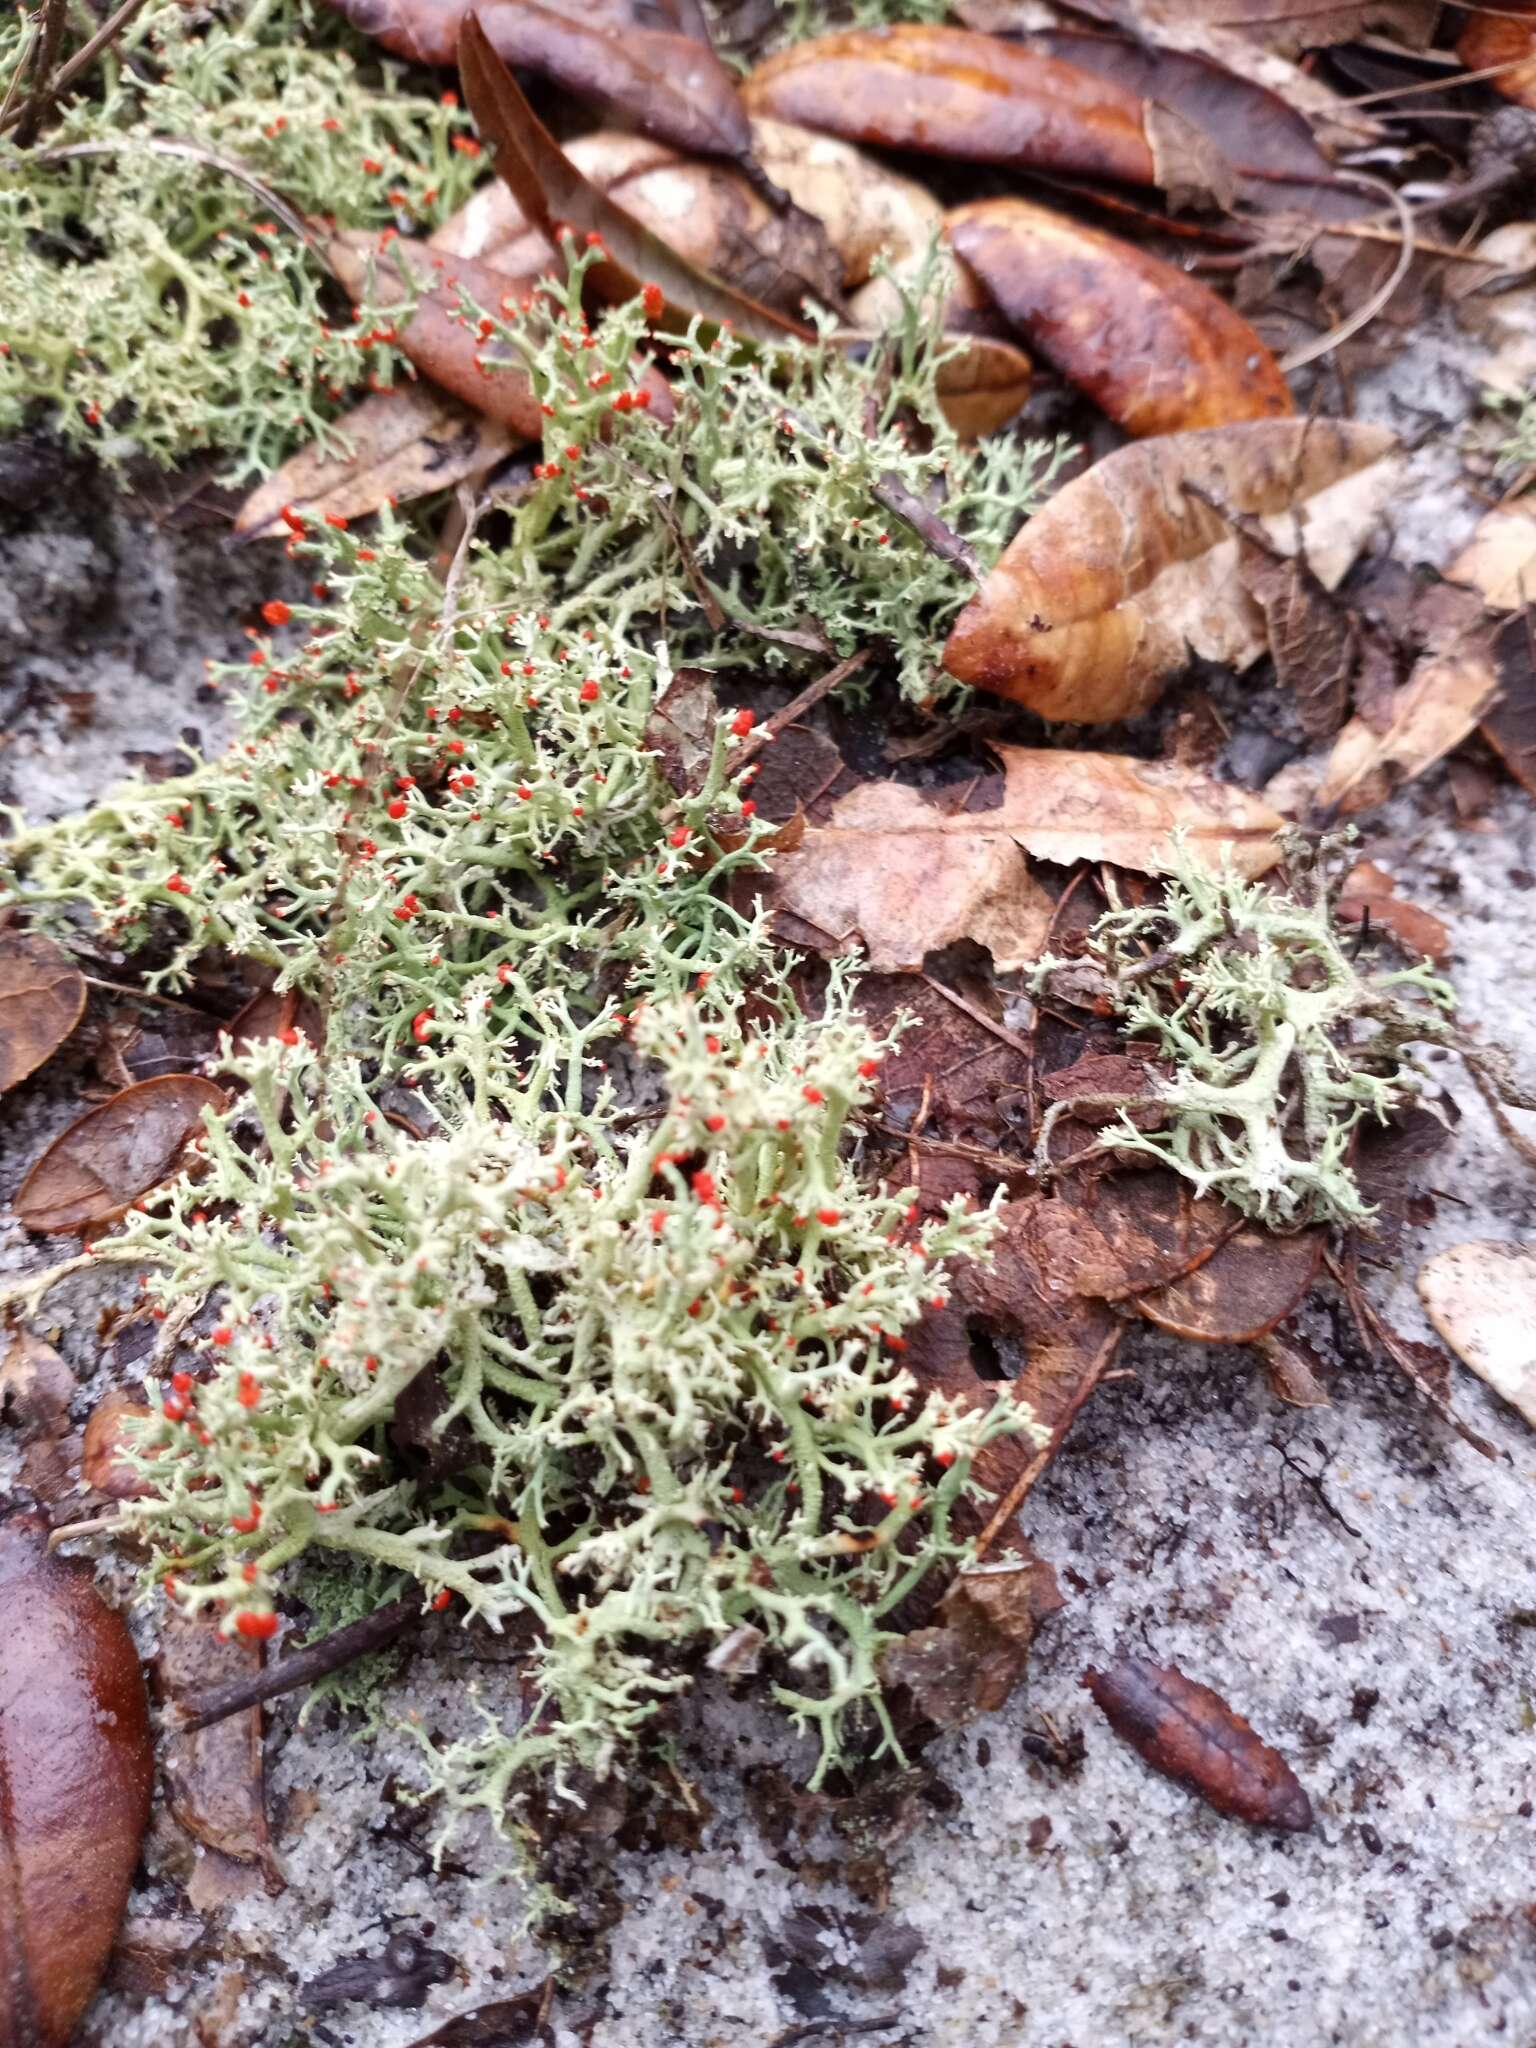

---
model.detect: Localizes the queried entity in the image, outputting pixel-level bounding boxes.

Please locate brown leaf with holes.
[157,1612,282,1904]
[0,932,86,1096]
[459,18,815,343]
[329,0,755,166]
[944,420,1396,721]
[1135,1223,1324,1344]
[1459,6,1536,111]
[0,1514,155,2048]
[882,1553,1065,1729]
[1336,859,1450,965]
[14,1075,225,1235]
[1317,647,1500,816]
[1083,1656,1312,1828]
[946,198,1290,436]
[743,25,1165,189]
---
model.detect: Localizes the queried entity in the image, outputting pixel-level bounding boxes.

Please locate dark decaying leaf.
[1337,1249,1496,1458]
[743,24,1161,188]
[458,18,815,344]
[404,1980,555,2046]
[881,1552,1064,1730]
[0,1514,155,2048]
[306,1933,455,2013]
[1082,1655,1313,1830]
[0,1327,74,1447]
[14,1075,226,1234]
[157,1612,283,1907]
[947,197,1292,437]
[1257,1323,1332,1408]
[1482,609,1536,801]
[328,0,755,168]
[1134,1223,1324,1345]
[1234,531,1355,740]
[0,931,86,1096]
[1352,1098,1457,1253]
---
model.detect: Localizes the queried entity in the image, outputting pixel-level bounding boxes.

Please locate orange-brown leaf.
[0,1515,154,2048]
[943,420,1396,722]
[1459,6,1536,111]
[947,197,1292,436]
[15,1075,226,1235]
[0,932,86,1097]
[743,24,1158,186]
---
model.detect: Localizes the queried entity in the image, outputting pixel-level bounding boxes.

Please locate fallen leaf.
[0,1514,154,2048]
[234,390,515,543]
[1082,1655,1313,1830]
[1256,1324,1332,1408]
[1452,223,1536,401]
[748,116,941,287]
[767,776,1055,971]
[1076,0,1436,59]
[306,1933,456,2014]
[329,0,756,166]
[946,197,1292,436]
[881,1553,1064,1729]
[1418,1240,1536,1429]
[404,1983,555,2046]
[1459,7,1536,112]
[1135,1223,1324,1343]
[605,154,842,317]
[1316,649,1500,816]
[943,420,1396,721]
[0,931,86,1096]
[930,333,1034,439]
[0,1326,74,1446]
[1337,1256,1496,1457]
[157,1612,282,1897]
[1482,609,1536,800]
[459,18,815,343]
[82,1389,155,1501]
[1446,504,1536,613]
[14,1075,226,1235]
[1336,859,1450,965]
[743,24,1164,189]
[111,1002,226,1084]
[1234,532,1354,739]
[853,971,1031,1155]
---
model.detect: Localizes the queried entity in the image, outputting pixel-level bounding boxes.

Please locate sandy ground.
[3,307,1535,2048]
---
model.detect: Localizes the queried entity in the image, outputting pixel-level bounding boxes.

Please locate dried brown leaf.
[947,197,1292,437]
[0,931,86,1096]
[1078,0,1436,60]
[742,24,1163,188]
[1459,8,1536,112]
[1135,1223,1323,1344]
[1082,1655,1313,1829]
[748,116,941,288]
[157,1612,281,1896]
[1446,505,1536,614]
[82,1389,155,1501]
[881,1554,1064,1729]
[1481,608,1536,801]
[459,18,814,343]
[943,420,1396,721]
[1336,858,1450,965]
[0,1326,74,1446]
[15,1075,225,1235]
[1317,647,1500,816]
[0,1515,154,2048]
[609,155,842,316]
[1257,1324,1332,1408]
[1235,532,1354,740]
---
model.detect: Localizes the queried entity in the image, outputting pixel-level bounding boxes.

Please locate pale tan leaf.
[1418,1241,1536,1429]
[747,117,942,287]
[1317,650,1500,816]
[943,420,1396,722]
[1446,504,1536,613]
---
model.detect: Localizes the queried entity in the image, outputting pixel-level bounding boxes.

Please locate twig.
[919,973,1034,1060]
[1279,175,1415,373]
[972,1323,1123,1560]
[873,469,984,581]
[11,0,67,148]
[732,647,872,773]
[0,0,151,137]
[172,1596,421,1732]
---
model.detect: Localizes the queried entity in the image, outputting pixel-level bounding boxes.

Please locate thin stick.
[1279,176,1415,374]
[0,0,151,137]
[919,972,1034,1061]
[972,1325,1123,1560]
[32,137,322,260]
[172,1596,421,1731]
[12,0,67,148]
[731,647,871,774]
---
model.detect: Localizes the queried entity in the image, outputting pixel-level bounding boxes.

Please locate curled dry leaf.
[1134,1223,1324,1344]
[1082,1655,1313,1830]
[769,748,1280,972]
[14,1074,226,1235]
[945,197,1292,436]
[1447,505,1536,614]
[327,0,756,167]
[942,420,1397,722]
[748,117,940,288]
[1459,7,1536,112]
[743,25,1164,189]
[1316,648,1500,817]
[0,1515,155,2048]
[1336,859,1450,966]
[1418,1240,1536,1429]
[881,1553,1065,1730]
[0,931,86,1095]
[458,18,815,344]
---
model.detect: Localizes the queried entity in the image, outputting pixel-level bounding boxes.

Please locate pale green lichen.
[1037,835,1457,1231]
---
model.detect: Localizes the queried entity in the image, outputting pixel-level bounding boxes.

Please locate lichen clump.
[1042,837,1457,1230]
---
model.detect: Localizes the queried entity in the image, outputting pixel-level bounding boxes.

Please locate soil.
[3,215,1536,2048]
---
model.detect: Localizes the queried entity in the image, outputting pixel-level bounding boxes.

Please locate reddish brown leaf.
[1082,1655,1313,1830]
[1459,7,1536,112]
[881,1553,1064,1729]
[947,197,1291,436]
[1134,1223,1324,1344]
[1234,531,1354,740]
[0,1514,154,2047]
[330,0,755,165]
[1257,1324,1332,1408]
[742,25,1160,188]
[0,932,86,1096]
[82,1390,154,1501]
[944,420,1397,722]
[14,1075,226,1235]
[1336,859,1450,966]
[458,18,814,343]
[1482,609,1536,802]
